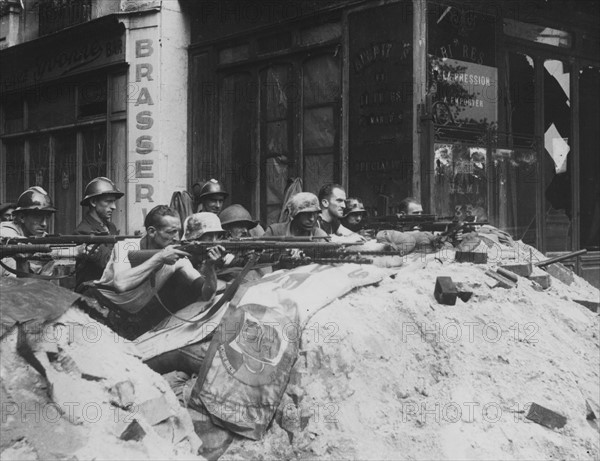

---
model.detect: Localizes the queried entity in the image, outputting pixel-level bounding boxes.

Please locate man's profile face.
[150,215,181,248]
[294,211,317,232]
[1,208,15,222]
[406,202,423,215]
[324,188,346,219]
[224,224,250,239]
[20,211,53,237]
[202,194,225,214]
[91,195,118,222]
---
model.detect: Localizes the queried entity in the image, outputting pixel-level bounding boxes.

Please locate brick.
[545,263,574,286]
[501,263,533,277]
[529,273,551,289]
[120,419,146,442]
[525,402,567,429]
[110,381,136,410]
[137,394,173,426]
[455,251,488,264]
[485,270,517,289]
[434,276,457,305]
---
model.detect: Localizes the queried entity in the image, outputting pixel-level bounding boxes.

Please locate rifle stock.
[0,244,54,259]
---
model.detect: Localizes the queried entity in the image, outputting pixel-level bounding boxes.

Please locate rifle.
[127,238,394,268]
[364,214,488,235]
[0,233,138,246]
[0,234,139,261]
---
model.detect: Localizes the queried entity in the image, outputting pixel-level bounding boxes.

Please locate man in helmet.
[263,192,328,238]
[219,204,264,239]
[195,179,228,214]
[91,206,224,339]
[0,187,82,276]
[74,177,124,290]
[340,198,367,233]
[218,204,270,281]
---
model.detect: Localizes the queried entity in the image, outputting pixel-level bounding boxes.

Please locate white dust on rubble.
[0,308,205,461]
[224,242,599,460]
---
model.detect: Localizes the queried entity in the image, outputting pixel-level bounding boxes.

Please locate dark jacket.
[74,213,119,290]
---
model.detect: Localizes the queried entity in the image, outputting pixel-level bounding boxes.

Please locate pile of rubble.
[0,279,203,460]
[224,241,599,459]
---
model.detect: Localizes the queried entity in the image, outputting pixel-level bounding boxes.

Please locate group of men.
[1,177,404,340]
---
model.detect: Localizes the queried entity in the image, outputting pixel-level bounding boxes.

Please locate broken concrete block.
[120,419,147,442]
[525,402,567,429]
[137,394,173,426]
[485,270,517,289]
[545,263,574,286]
[110,381,136,410]
[529,273,551,289]
[455,251,488,264]
[573,300,599,314]
[496,267,519,284]
[434,277,457,305]
[501,263,533,277]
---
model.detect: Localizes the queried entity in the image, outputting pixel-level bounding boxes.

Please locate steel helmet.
[288,192,320,218]
[183,212,225,241]
[344,198,366,217]
[198,179,229,201]
[81,177,124,206]
[219,204,258,229]
[14,187,57,213]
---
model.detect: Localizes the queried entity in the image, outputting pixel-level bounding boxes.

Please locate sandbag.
[376,230,417,255]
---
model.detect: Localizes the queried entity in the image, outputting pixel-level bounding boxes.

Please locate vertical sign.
[348,3,414,215]
[128,27,160,231]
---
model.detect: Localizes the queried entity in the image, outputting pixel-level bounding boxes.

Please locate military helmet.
[288,192,320,218]
[343,198,366,216]
[14,187,57,213]
[81,177,124,206]
[183,212,225,241]
[219,204,258,229]
[198,179,229,201]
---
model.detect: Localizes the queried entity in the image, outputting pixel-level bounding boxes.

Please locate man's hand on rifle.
[158,245,192,265]
[205,245,226,264]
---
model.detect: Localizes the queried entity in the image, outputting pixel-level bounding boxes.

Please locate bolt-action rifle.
[126,237,401,268]
[0,234,138,260]
[363,215,488,240]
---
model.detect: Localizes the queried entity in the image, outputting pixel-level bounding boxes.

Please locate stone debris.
[0,280,204,460]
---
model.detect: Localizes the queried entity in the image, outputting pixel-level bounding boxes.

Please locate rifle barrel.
[1,234,138,245]
[0,244,53,259]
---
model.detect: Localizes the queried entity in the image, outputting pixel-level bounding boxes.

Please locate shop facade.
[0,1,190,234]
[187,0,599,286]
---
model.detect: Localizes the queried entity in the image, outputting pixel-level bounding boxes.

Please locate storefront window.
[543,59,572,252]
[303,54,339,195]
[505,52,538,245]
[432,142,488,220]
[29,135,51,191]
[54,132,78,233]
[579,65,600,250]
[81,125,107,190]
[4,141,25,202]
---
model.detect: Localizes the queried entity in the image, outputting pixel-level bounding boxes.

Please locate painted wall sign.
[0,29,125,92]
[348,3,414,216]
[128,31,160,231]
[428,4,497,131]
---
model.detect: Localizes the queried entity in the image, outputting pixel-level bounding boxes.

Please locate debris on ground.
[0,279,203,460]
